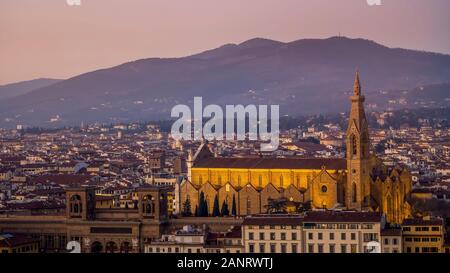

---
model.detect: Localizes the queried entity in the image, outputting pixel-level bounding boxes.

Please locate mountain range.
[1,36,449,128]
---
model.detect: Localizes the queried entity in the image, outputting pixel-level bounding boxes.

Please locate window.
[329,244,335,253]
[249,244,255,253]
[341,244,347,253]
[248,232,254,240]
[270,233,276,240]
[308,244,314,253]
[432,227,440,231]
[329,233,335,240]
[351,244,357,253]
[321,185,327,193]
[341,233,346,240]
[308,233,313,240]
[351,134,357,155]
[384,238,389,245]
[392,238,398,245]
[318,244,324,253]
[318,233,323,240]
[281,244,287,253]
[292,233,297,240]
[292,244,298,253]
[258,175,262,187]
[352,182,357,203]
[281,233,286,240]
[279,176,284,188]
[351,233,356,240]
[259,244,265,253]
[270,244,276,253]
[259,232,265,240]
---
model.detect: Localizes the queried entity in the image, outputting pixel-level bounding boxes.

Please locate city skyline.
[1,0,450,84]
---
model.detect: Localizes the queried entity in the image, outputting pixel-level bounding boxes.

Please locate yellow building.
[0,234,40,253]
[402,217,444,253]
[179,73,412,224]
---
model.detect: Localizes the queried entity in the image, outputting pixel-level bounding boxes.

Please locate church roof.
[193,157,346,170]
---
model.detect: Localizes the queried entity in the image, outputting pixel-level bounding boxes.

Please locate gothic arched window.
[258,175,263,188]
[237,175,241,187]
[352,182,357,203]
[351,134,357,156]
[279,176,284,188]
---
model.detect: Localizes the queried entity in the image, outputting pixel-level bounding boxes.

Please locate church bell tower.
[345,72,371,210]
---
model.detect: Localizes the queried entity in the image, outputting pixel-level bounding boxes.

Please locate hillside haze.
[1,36,450,128]
[0,78,61,101]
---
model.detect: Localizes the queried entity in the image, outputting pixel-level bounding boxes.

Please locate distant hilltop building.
[179,73,412,224]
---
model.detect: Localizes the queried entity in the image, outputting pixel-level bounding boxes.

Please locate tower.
[345,72,371,210]
[66,187,96,220]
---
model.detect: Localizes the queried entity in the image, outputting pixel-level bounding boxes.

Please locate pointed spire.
[353,70,361,96]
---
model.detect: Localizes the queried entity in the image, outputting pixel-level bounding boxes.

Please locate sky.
[0,0,449,85]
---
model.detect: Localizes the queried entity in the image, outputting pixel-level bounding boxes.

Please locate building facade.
[402,218,444,253]
[0,186,171,253]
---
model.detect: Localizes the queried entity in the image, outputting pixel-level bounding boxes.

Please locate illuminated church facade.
[179,73,412,224]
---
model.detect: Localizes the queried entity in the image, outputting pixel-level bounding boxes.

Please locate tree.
[221,200,229,216]
[213,195,220,217]
[231,194,237,216]
[199,192,206,217]
[204,200,209,217]
[182,198,192,216]
[265,198,287,214]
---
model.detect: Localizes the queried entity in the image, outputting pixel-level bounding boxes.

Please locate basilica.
[179,73,413,224]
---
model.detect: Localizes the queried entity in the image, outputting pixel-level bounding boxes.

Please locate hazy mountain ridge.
[0,78,61,101]
[1,36,449,128]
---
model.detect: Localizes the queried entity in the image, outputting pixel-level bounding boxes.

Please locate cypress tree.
[221,200,229,216]
[204,200,209,217]
[213,195,220,217]
[231,194,237,216]
[182,198,192,216]
[199,192,206,216]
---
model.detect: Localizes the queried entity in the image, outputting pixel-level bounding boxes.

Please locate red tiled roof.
[194,157,346,170]
[403,218,443,226]
[303,211,382,223]
[243,214,304,226]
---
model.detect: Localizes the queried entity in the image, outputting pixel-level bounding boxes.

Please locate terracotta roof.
[303,211,382,223]
[194,157,346,170]
[243,214,304,226]
[381,228,402,236]
[403,218,443,226]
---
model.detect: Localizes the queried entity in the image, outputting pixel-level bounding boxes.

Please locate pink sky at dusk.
[0,0,449,85]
